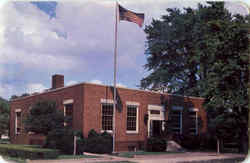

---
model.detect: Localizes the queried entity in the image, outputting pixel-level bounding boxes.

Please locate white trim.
[148,105,165,111]
[126,130,138,134]
[100,98,114,104]
[126,101,140,106]
[147,105,166,137]
[15,111,21,135]
[126,105,139,134]
[15,109,21,112]
[101,130,113,133]
[63,99,74,104]
[101,103,114,131]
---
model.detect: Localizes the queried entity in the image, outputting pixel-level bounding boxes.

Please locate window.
[170,106,183,134]
[126,105,138,132]
[102,103,113,131]
[15,110,21,135]
[64,104,73,127]
[189,109,198,135]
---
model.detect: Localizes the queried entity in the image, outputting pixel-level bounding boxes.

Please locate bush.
[0,144,59,159]
[76,138,85,155]
[85,130,113,154]
[45,128,74,154]
[146,137,167,152]
[179,134,201,150]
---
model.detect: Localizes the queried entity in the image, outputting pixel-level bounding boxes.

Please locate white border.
[126,103,139,134]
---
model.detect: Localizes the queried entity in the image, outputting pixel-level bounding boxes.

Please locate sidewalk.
[27,152,247,163]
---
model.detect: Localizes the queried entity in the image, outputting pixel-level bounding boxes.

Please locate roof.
[11,81,204,102]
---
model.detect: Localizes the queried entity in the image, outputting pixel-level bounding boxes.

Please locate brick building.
[10,74,207,151]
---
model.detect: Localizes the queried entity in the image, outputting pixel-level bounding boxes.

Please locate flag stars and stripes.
[118,4,145,27]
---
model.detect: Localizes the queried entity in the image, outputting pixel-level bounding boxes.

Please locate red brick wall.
[82,83,207,151]
[10,84,84,145]
[10,82,207,151]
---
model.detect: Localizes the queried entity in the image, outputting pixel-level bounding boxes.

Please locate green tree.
[142,2,249,152]
[10,95,19,100]
[0,98,9,138]
[24,100,64,135]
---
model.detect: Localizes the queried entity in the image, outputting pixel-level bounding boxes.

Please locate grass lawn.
[57,154,99,159]
[2,155,26,163]
[116,151,185,158]
[1,154,99,163]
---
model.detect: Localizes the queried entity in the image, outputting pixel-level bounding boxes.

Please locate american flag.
[118,4,144,28]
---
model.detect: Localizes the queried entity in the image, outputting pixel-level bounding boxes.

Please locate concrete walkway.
[26,152,247,163]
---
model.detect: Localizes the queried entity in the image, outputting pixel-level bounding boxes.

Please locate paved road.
[26,152,246,163]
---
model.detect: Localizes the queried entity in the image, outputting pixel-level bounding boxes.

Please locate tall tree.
[0,97,9,138]
[24,100,64,135]
[141,2,249,152]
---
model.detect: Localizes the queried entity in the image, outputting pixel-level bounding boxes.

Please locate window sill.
[126,131,139,134]
[101,130,113,134]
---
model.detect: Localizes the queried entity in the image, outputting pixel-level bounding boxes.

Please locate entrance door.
[152,120,161,137]
[148,105,165,137]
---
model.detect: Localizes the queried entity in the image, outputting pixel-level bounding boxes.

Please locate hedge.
[146,137,167,152]
[0,144,59,159]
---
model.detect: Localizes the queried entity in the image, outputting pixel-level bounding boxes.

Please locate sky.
[0,0,249,100]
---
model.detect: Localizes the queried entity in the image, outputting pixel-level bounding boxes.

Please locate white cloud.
[90,79,103,85]
[1,0,248,100]
[66,80,78,86]
[117,83,127,88]
[26,83,47,94]
[0,83,15,99]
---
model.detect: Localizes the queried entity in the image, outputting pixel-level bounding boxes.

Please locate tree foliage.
[0,97,9,137]
[142,2,249,151]
[24,100,64,135]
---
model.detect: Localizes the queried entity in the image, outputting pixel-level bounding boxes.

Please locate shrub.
[76,138,85,155]
[45,128,74,154]
[146,137,167,152]
[179,134,201,150]
[0,144,59,159]
[85,130,113,154]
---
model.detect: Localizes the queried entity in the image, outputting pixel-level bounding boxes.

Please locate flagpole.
[113,1,118,153]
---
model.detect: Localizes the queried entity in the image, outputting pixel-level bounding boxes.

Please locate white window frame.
[126,102,139,134]
[15,109,21,135]
[172,106,183,134]
[189,108,199,135]
[63,99,74,126]
[101,99,114,133]
[147,105,165,137]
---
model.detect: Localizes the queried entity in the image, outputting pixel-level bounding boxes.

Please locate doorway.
[147,105,165,137]
[152,120,162,137]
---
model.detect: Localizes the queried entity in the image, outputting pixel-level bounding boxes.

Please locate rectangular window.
[170,110,182,134]
[102,103,113,131]
[189,110,198,135]
[15,111,21,135]
[64,103,73,127]
[126,105,138,132]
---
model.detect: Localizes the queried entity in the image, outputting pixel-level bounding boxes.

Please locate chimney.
[52,74,64,89]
